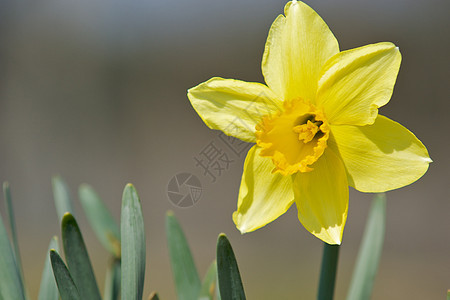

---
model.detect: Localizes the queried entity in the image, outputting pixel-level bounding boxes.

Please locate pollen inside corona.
[255,99,329,175]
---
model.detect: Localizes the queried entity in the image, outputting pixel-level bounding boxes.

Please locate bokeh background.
[1,0,449,299]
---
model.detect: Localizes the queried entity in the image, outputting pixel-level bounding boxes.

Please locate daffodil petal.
[317,42,401,126]
[329,115,431,193]
[187,77,282,142]
[233,145,294,233]
[261,15,286,99]
[262,1,339,101]
[293,148,348,245]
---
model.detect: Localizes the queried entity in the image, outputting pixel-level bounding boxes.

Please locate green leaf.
[0,207,25,300]
[103,258,121,300]
[52,176,75,222]
[447,290,450,300]
[318,243,340,300]
[121,184,146,300]
[346,193,387,300]
[50,250,81,300]
[165,211,201,300]
[216,234,246,300]
[198,260,218,300]
[215,275,222,300]
[3,182,27,300]
[61,213,101,300]
[38,236,60,300]
[148,292,160,300]
[78,184,121,258]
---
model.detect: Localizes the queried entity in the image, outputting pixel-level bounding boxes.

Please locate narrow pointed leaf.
[165,211,201,300]
[3,182,27,299]
[0,208,25,300]
[38,236,60,300]
[199,260,218,300]
[216,234,246,300]
[346,193,386,300]
[3,183,26,296]
[103,258,121,300]
[50,250,81,300]
[78,184,121,257]
[62,213,101,300]
[52,176,75,222]
[121,184,146,300]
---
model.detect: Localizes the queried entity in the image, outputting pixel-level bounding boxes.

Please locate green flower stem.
[318,243,340,300]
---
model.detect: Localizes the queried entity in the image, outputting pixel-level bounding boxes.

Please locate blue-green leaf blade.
[3,182,27,300]
[50,250,80,300]
[3,182,26,296]
[52,176,75,222]
[78,184,121,258]
[121,184,146,300]
[61,213,101,300]
[103,258,121,300]
[38,236,60,300]
[216,234,246,300]
[165,211,201,300]
[198,260,218,300]
[346,193,387,300]
[0,207,25,300]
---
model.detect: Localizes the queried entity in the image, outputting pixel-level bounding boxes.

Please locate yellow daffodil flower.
[187,1,431,244]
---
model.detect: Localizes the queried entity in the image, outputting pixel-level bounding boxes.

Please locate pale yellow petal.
[262,1,339,102]
[261,15,286,99]
[329,115,431,192]
[188,77,282,142]
[293,148,348,245]
[317,42,401,126]
[233,145,294,233]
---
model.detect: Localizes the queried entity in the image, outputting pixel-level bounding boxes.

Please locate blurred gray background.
[0,0,449,299]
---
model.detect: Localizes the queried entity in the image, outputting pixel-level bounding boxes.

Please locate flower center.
[255,99,329,175]
[294,118,323,143]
